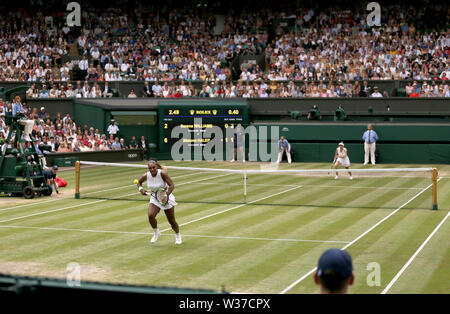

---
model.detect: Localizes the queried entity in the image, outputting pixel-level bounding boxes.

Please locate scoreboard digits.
[158,103,249,152]
[168,109,180,115]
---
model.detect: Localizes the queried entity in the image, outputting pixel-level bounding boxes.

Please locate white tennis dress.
[336,147,351,167]
[146,169,177,210]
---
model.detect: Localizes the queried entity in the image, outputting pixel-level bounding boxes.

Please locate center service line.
[159,185,303,233]
[279,179,440,294]
[0,224,348,244]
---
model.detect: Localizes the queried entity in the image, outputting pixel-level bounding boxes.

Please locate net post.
[75,161,80,199]
[432,168,438,210]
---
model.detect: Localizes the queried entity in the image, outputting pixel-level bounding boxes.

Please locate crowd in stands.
[0,1,448,98]
[0,1,449,155]
[25,81,117,98]
[172,79,450,97]
[20,78,450,98]
[0,97,148,154]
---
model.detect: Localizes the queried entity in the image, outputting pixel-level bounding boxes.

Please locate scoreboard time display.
[158,102,249,152]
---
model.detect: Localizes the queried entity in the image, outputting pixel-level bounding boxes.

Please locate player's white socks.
[175,233,182,245]
[151,228,161,243]
[335,175,338,180]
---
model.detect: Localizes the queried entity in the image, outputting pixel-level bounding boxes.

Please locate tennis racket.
[150,188,169,205]
[328,159,336,175]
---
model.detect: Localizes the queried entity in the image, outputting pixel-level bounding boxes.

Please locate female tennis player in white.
[334,142,353,180]
[137,160,181,244]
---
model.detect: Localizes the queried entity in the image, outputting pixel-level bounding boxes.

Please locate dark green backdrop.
[252,123,450,164]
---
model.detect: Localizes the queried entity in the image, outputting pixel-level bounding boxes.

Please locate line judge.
[362,124,379,165]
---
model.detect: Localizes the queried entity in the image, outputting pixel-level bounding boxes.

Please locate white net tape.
[78,161,434,175]
[76,161,438,209]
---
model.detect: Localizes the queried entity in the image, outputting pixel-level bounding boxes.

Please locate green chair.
[290,111,301,120]
[396,88,406,96]
[334,106,347,121]
[308,108,321,120]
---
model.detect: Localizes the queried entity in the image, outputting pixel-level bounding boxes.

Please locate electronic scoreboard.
[158,101,249,153]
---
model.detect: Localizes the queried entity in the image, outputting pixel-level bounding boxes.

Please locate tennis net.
[74,161,439,210]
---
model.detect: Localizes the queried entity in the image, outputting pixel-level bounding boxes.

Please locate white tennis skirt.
[336,157,350,167]
[150,193,177,210]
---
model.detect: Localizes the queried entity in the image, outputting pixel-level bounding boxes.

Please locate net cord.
[78,161,434,174]
[76,161,438,209]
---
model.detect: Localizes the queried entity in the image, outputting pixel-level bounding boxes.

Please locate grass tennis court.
[0,161,449,294]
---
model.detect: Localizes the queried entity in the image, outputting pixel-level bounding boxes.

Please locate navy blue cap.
[52,165,59,170]
[317,248,353,279]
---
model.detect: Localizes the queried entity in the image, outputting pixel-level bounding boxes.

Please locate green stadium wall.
[253,123,450,164]
[74,103,108,134]
[27,98,450,164]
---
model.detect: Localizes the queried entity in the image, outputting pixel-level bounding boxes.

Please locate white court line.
[0,224,348,244]
[188,182,424,190]
[0,171,221,213]
[381,210,450,294]
[0,173,233,224]
[159,185,303,233]
[279,179,440,294]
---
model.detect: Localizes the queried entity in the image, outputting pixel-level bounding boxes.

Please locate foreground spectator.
[314,248,354,294]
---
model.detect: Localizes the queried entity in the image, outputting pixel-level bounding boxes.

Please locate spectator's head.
[367,124,373,130]
[314,248,354,294]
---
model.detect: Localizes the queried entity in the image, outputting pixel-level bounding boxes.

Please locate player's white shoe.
[334,175,339,180]
[230,159,235,162]
[150,230,161,243]
[175,233,182,245]
[349,176,353,180]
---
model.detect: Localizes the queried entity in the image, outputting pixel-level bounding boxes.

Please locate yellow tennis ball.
[133,179,139,184]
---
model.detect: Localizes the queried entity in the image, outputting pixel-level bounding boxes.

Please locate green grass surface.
[0,161,449,294]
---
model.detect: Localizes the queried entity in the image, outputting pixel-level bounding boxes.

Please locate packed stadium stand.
[1,0,450,301]
[0,0,449,156]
